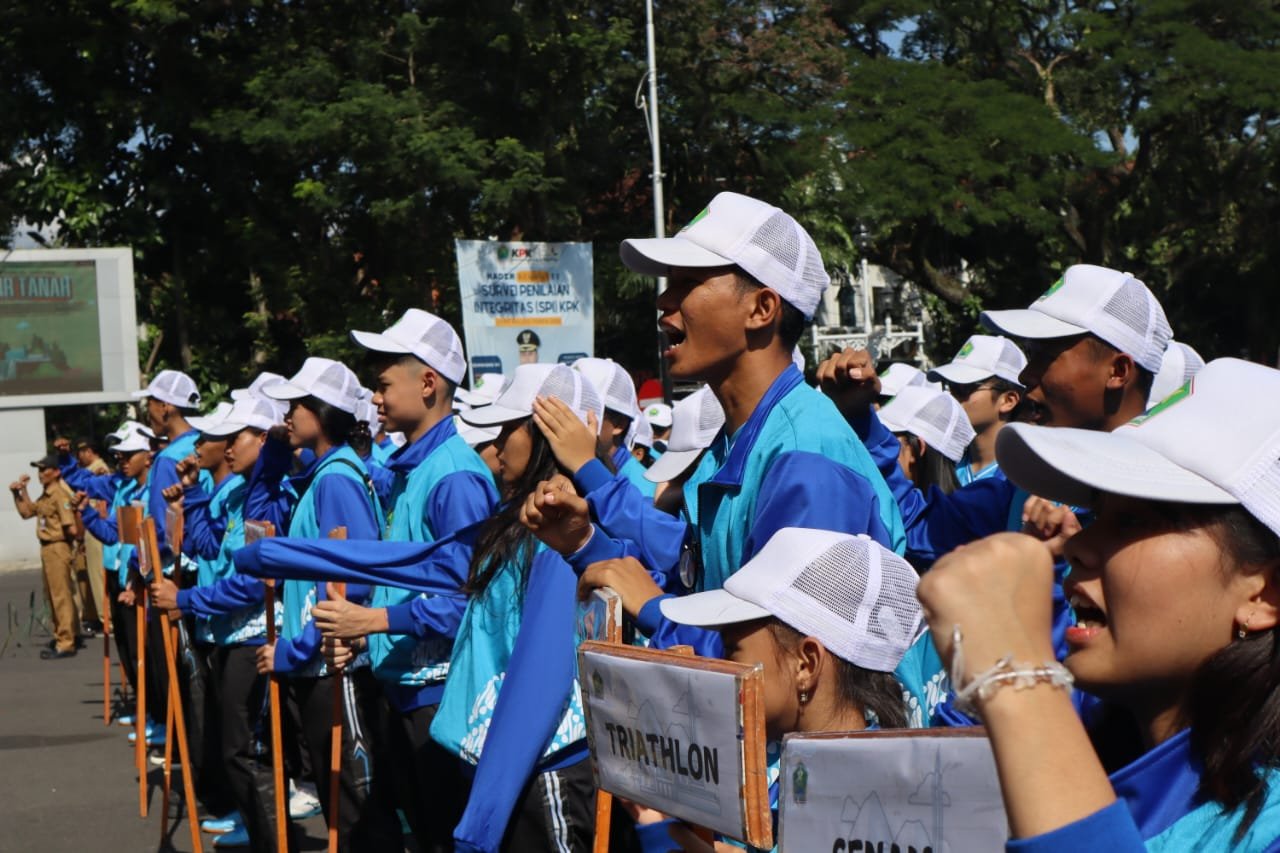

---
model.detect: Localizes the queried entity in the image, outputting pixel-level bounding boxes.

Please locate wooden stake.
[589,588,623,853]
[247,520,289,853]
[118,504,146,818]
[161,638,176,839]
[142,517,203,853]
[326,526,348,853]
[99,497,113,726]
[135,584,147,818]
[102,567,112,726]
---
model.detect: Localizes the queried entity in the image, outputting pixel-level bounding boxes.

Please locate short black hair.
[379,352,458,399]
[732,270,807,351]
[294,396,359,446]
[1083,335,1155,398]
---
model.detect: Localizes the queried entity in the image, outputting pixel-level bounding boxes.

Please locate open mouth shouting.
[1066,589,1107,647]
[660,325,686,360]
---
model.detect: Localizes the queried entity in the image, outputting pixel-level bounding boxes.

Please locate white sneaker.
[288,779,322,819]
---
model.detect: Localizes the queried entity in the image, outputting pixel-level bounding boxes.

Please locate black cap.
[517,329,541,350]
[30,453,60,470]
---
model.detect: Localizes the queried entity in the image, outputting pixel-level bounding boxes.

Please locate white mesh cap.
[620,192,830,320]
[981,264,1173,373]
[645,386,726,483]
[643,402,673,430]
[456,372,508,408]
[131,369,201,408]
[231,372,289,421]
[354,388,381,435]
[263,357,363,414]
[231,372,286,403]
[350,308,467,385]
[109,420,157,453]
[453,414,500,448]
[660,528,923,672]
[878,363,937,398]
[459,363,604,428]
[928,335,1027,386]
[878,386,976,463]
[1148,340,1206,408]
[632,412,654,449]
[107,419,155,446]
[188,401,235,435]
[997,358,1280,537]
[572,357,640,421]
[198,396,282,437]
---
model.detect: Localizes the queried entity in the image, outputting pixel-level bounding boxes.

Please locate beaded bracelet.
[950,625,1073,717]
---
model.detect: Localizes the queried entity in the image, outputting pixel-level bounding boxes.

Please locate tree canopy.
[2,0,1277,392]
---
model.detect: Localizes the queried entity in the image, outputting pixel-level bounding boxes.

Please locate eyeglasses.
[948,382,1000,402]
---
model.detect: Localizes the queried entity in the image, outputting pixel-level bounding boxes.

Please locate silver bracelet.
[950,625,1073,717]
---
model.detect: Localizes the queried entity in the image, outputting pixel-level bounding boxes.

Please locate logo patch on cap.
[1130,379,1193,426]
[680,206,710,233]
[1036,276,1066,302]
[957,341,975,358]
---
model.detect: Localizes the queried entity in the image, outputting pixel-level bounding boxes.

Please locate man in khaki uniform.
[56,436,108,632]
[11,453,81,659]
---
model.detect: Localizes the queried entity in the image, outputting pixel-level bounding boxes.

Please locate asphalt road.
[0,567,329,852]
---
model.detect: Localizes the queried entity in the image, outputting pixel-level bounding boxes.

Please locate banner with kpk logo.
[455,240,594,384]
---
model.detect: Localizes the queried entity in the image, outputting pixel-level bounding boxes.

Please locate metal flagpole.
[640,0,670,401]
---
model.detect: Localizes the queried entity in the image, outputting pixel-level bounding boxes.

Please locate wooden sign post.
[777,728,1007,852]
[164,504,183,560]
[326,526,347,853]
[577,641,772,850]
[140,516,203,853]
[116,504,147,818]
[246,519,289,853]
[94,497,112,726]
[577,589,623,853]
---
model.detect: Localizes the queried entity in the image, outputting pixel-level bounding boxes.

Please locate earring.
[798,691,809,705]
[1239,615,1253,640]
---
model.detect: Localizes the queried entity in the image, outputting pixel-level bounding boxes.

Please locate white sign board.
[578,642,772,848]
[0,247,139,407]
[778,729,1008,853]
[455,240,593,383]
